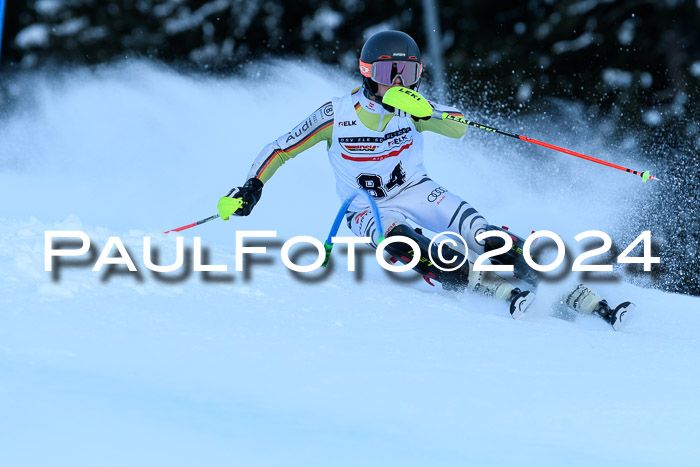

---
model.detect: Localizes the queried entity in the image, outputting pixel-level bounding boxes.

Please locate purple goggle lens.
[371,61,421,86]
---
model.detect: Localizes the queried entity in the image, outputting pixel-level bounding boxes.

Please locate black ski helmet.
[359,30,423,95]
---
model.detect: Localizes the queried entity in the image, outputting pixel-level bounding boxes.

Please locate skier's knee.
[384,223,415,239]
[384,224,470,290]
[454,209,489,254]
[382,223,424,256]
[468,217,490,252]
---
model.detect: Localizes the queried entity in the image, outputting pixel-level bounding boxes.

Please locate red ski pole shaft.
[163,196,243,234]
[163,214,219,234]
[518,134,658,180]
[455,118,659,181]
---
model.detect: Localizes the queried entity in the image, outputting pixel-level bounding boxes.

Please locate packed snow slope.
[1,61,698,466]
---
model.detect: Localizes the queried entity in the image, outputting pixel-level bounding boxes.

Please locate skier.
[217,30,633,330]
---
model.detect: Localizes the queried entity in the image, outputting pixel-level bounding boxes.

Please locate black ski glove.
[224,177,264,217]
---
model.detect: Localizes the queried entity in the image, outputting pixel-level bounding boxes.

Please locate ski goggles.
[359,59,423,86]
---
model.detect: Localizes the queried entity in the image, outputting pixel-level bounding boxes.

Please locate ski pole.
[163,214,220,234]
[381,87,657,181]
[448,116,659,182]
[322,189,383,267]
[163,196,244,234]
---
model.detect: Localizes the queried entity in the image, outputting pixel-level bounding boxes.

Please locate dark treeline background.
[1,0,699,295]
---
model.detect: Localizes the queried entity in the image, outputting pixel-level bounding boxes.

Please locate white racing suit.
[346,177,488,254]
[244,85,623,322]
[247,85,517,299]
[323,88,489,254]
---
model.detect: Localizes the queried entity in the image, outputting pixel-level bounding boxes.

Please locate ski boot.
[564,284,634,331]
[384,224,535,319]
[465,265,536,319]
[593,300,635,332]
[509,288,536,319]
